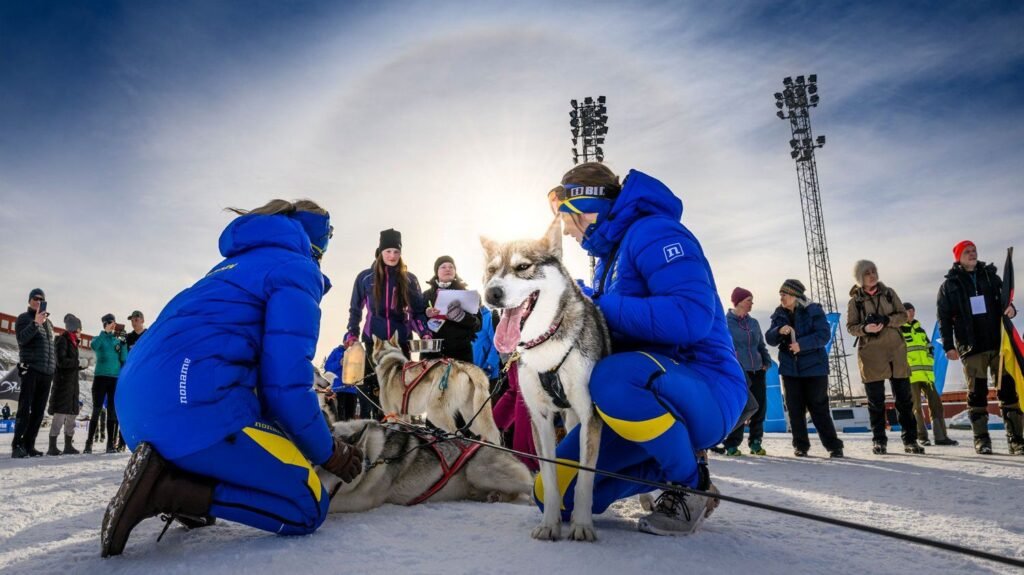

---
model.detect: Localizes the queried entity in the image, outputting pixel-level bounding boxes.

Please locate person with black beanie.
[11,288,56,458]
[345,228,430,419]
[422,255,482,363]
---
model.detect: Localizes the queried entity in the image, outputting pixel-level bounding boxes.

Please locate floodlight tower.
[569,96,609,283]
[569,96,608,165]
[774,75,853,404]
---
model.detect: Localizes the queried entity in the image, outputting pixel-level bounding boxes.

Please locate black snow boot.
[12,443,29,459]
[101,443,215,558]
[903,441,925,454]
[872,441,887,455]
[970,411,993,455]
[47,436,62,456]
[84,440,93,454]
[1003,408,1024,456]
[64,435,81,455]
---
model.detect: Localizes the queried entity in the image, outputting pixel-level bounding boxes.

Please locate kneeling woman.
[541,164,747,536]
[102,200,363,557]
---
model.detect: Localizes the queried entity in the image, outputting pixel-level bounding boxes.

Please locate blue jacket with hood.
[584,170,746,413]
[116,214,334,464]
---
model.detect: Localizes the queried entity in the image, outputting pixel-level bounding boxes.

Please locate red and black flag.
[999,247,1024,401]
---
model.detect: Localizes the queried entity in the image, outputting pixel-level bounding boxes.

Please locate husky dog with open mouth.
[480,219,611,541]
[318,420,533,512]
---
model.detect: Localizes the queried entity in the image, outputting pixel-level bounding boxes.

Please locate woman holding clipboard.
[422,256,482,362]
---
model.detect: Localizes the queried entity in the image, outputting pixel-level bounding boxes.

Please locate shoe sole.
[100,442,163,558]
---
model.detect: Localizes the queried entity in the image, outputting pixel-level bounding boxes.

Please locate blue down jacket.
[116,214,334,464]
[585,170,746,411]
[765,303,831,377]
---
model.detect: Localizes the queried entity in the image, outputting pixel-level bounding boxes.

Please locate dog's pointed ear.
[543,216,563,258]
[389,333,399,347]
[480,235,498,259]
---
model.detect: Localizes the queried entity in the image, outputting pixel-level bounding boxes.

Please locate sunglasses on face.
[32,296,45,302]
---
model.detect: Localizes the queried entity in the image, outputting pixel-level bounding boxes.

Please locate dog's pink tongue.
[494,302,526,354]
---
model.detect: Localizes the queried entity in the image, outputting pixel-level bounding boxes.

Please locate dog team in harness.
[101,162,746,556]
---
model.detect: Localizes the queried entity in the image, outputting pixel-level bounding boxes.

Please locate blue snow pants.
[535,352,743,518]
[169,421,329,535]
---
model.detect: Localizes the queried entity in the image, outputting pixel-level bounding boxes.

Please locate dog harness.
[406,435,483,506]
[399,359,453,414]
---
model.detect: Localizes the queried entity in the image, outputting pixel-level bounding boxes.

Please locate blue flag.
[825,312,841,355]
[931,320,949,395]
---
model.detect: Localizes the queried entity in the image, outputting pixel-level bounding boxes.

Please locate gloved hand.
[446,301,466,322]
[322,436,363,483]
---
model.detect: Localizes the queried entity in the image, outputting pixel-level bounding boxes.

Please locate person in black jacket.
[12,288,57,458]
[422,256,482,363]
[765,279,844,458]
[937,241,1021,455]
[47,314,86,456]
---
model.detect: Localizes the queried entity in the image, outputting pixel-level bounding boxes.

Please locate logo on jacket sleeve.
[663,243,684,263]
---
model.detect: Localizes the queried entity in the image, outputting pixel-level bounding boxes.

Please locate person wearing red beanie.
[952,240,976,263]
[937,242,1021,455]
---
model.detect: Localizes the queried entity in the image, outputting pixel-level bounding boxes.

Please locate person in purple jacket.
[344,228,430,420]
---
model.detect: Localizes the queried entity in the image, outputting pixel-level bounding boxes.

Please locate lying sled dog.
[318,420,533,512]
[481,219,611,541]
[371,335,502,445]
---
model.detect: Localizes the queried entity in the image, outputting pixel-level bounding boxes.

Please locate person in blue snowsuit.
[101,200,364,558]
[324,345,358,422]
[539,163,747,536]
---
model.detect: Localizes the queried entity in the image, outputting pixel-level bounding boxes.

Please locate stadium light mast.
[569,96,609,283]
[570,96,608,165]
[774,75,854,404]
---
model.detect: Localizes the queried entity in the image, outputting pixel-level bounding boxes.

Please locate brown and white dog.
[481,220,611,541]
[371,335,502,445]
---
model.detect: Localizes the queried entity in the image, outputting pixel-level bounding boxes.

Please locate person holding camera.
[847,260,924,455]
[87,313,128,453]
[766,279,844,458]
[11,288,56,458]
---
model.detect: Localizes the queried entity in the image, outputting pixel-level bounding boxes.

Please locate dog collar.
[520,319,562,350]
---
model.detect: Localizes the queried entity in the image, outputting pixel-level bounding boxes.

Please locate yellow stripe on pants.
[242,427,322,502]
[595,406,676,443]
[533,458,580,510]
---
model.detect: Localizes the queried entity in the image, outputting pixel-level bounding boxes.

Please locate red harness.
[399,359,452,414]
[406,438,483,505]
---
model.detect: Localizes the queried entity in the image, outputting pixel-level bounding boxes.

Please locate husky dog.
[371,335,502,445]
[480,219,611,541]
[319,420,533,512]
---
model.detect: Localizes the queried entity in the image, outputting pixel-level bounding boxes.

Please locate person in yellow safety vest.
[900,302,958,446]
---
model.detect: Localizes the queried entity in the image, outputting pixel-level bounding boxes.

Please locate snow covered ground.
[1,429,1022,575]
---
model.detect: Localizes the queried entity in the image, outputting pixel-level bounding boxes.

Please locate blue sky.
[1,1,1021,393]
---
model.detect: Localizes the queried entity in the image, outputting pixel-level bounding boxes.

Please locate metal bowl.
[408,338,444,354]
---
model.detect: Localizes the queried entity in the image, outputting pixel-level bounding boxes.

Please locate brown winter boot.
[101,443,215,558]
[63,435,80,455]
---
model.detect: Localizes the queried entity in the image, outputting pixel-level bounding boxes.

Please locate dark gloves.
[446,301,466,322]
[321,436,364,483]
